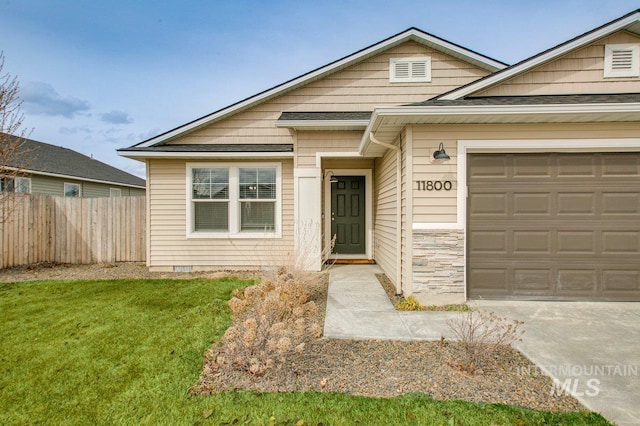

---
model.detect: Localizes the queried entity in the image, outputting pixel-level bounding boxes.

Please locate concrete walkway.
[324,265,640,426]
[324,264,458,340]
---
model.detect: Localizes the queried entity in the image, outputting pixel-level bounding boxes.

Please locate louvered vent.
[390,57,431,82]
[604,44,639,78]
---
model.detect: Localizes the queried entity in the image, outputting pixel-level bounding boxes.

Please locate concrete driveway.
[474,301,640,426]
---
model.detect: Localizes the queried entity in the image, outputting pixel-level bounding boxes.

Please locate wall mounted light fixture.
[433,142,450,161]
[324,171,339,183]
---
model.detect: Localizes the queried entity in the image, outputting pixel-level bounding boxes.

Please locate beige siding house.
[121,10,640,302]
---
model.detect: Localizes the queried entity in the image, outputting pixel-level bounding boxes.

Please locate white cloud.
[100,110,133,125]
[20,82,90,118]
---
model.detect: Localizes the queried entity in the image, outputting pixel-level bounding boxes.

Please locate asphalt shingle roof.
[3,134,145,187]
[412,93,640,107]
[278,111,372,121]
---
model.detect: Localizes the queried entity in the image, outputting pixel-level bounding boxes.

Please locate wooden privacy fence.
[0,195,146,269]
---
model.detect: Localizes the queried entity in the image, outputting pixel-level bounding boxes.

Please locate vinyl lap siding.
[373,146,398,286]
[167,41,491,147]
[296,131,363,167]
[147,158,294,270]
[476,31,640,96]
[411,122,640,224]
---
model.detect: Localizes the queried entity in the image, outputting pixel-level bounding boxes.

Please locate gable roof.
[3,134,145,188]
[124,27,507,151]
[437,9,640,100]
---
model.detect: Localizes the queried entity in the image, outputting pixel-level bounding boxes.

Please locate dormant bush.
[216,268,322,376]
[446,310,524,374]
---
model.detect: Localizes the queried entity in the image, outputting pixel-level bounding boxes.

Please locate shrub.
[215,268,322,376]
[394,296,424,311]
[445,310,524,374]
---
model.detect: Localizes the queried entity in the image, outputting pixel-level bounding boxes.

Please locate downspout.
[369,132,403,296]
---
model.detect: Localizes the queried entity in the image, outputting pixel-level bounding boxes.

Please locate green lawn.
[0,277,610,426]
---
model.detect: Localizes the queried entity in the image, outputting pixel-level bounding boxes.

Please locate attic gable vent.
[390,57,431,83]
[604,44,639,78]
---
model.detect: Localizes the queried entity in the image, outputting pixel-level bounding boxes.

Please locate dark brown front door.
[331,176,366,255]
[468,153,640,301]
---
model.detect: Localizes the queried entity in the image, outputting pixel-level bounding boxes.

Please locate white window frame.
[15,177,31,194]
[64,182,81,197]
[110,188,122,197]
[389,57,432,83]
[186,162,282,239]
[604,44,640,78]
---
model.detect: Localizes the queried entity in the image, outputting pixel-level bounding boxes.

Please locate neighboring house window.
[110,188,122,197]
[0,177,14,192]
[15,177,31,194]
[0,176,30,194]
[187,163,281,238]
[604,44,639,78]
[64,182,81,197]
[389,57,432,82]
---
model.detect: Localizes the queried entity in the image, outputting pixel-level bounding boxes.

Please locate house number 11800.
[416,180,453,191]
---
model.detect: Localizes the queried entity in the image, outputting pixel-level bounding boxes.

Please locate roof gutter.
[359,102,640,154]
[118,151,294,160]
[369,131,403,296]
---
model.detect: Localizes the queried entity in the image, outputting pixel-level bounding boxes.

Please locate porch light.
[325,171,339,183]
[433,143,450,161]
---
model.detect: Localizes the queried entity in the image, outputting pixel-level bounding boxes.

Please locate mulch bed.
[193,273,585,413]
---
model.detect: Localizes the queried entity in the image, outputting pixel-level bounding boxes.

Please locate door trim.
[324,168,373,260]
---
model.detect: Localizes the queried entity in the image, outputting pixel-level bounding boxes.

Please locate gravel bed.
[0,262,257,282]
[2,262,585,412]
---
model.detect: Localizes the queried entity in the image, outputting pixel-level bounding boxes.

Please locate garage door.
[468,153,640,301]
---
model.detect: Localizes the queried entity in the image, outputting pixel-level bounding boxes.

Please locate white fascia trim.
[119,151,294,159]
[1,165,145,189]
[407,30,506,70]
[275,120,370,129]
[359,103,640,154]
[374,102,640,117]
[440,13,640,100]
[135,30,504,149]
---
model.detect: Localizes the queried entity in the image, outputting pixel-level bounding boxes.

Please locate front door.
[331,176,365,255]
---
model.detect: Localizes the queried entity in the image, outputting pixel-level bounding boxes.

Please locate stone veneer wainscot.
[413,230,465,295]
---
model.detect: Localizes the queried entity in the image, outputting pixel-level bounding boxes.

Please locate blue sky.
[1,0,639,178]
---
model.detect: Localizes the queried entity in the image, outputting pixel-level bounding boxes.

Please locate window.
[0,176,31,194]
[64,182,81,197]
[389,57,432,82]
[15,177,31,194]
[1,177,14,192]
[187,163,281,238]
[604,44,639,78]
[110,188,122,197]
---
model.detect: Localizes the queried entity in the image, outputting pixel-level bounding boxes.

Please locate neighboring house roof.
[122,27,507,151]
[3,134,145,188]
[436,9,640,100]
